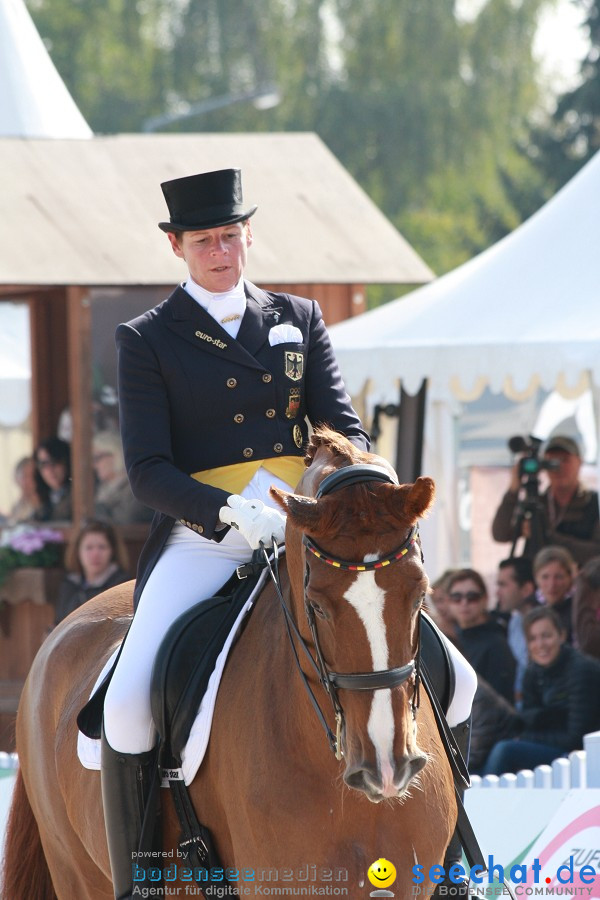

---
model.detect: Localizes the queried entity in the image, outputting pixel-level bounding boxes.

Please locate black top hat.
[158,168,257,233]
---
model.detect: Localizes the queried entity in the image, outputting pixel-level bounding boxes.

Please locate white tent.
[329,151,600,576]
[0,0,92,138]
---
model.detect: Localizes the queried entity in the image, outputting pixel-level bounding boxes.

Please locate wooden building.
[0,131,433,747]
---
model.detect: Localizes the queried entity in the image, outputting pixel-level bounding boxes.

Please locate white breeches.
[104,467,294,753]
[104,466,477,753]
[444,639,477,728]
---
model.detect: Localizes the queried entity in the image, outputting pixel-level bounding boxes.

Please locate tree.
[26,0,551,277]
[317,0,548,272]
[532,0,600,189]
[26,0,172,133]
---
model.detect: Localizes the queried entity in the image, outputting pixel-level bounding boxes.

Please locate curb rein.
[261,463,424,761]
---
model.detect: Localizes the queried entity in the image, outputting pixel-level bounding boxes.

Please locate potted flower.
[0,525,65,604]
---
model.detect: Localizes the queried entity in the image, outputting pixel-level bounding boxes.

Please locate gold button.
[234,413,245,424]
[227,378,237,388]
[274,443,283,453]
[197,525,204,534]
[243,448,254,458]
[192,523,199,532]
[262,373,272,383]
[266,409,276,418]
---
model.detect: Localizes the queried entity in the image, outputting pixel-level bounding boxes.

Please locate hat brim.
[158,205,257,233]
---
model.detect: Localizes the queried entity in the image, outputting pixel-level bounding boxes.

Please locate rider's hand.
[219,495,286,549]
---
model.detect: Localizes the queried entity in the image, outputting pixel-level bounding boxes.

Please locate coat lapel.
[237,281,283,356]
[164,285,264,369]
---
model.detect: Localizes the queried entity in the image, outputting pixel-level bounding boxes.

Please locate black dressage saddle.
[151,565,455,769]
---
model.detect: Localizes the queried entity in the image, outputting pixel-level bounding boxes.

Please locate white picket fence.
[2,732,600,790]
[470,730,600,790]
[2,732,600,855]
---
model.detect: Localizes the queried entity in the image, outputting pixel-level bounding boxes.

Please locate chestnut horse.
[2,427,455,899]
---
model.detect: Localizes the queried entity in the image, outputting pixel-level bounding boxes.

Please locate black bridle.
[263,463,424,760]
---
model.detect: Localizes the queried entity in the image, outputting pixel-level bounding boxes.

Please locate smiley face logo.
[368,858,397,889]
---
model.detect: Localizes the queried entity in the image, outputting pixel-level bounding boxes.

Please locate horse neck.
[263,547,337,762]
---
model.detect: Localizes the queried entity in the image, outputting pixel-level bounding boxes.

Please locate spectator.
[491,435,600,567]
[533,545,575,644]
[54,520,130,624]
[448,568,516,703]
[482,607,600,775]
[7,456,43,524]
[93,430,153,525]
[34,436,72,521]
[493,557,539,704]
[426,568,460,643]
[572,556,600,659]
[469,677,521,776]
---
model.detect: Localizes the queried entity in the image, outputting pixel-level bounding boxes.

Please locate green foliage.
[26,0,552,275]
[532,0,600,190]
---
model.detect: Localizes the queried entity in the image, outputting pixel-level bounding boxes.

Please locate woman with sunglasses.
[448,567,517,703]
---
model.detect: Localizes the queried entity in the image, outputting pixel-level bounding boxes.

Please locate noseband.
[264,463,423,760]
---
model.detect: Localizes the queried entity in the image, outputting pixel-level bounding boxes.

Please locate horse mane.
[304,424,371,468]
[280,424,434,539]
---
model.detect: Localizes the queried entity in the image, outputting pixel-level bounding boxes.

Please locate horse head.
[271,426,435,803]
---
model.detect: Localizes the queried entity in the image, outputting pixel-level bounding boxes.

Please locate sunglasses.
[449,591,483,605]
[37,458,58,469]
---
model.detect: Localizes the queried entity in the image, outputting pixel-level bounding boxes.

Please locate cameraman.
[492,436,600,567]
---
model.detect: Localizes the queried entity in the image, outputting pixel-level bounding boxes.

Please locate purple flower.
[35,528,63,544]
[7,527,64,556]
[11,533,44,554]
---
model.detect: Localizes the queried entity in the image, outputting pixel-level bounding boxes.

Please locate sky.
[457,0,589,95]
[534,0,589,92]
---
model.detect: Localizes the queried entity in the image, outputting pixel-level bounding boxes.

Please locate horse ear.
[397,476,435,522]
[270,486,322,530]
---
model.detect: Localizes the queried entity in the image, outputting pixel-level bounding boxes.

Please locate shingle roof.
[0,133,433,286]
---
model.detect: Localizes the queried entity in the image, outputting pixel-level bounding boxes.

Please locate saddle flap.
[150,567,262,761]
[420,611,455,714]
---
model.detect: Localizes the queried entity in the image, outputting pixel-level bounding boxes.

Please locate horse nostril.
[344,766,365,788]
[409,754,427,776]
[343,764,377,794]
[344,755,427,800]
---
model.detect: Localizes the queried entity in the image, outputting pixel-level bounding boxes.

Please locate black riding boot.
[433,717,472,898]
[101,726,159,900]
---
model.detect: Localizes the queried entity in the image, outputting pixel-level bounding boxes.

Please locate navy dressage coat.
[116,280,370,604]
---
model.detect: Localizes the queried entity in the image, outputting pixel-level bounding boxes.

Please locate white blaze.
[344,569,395,781]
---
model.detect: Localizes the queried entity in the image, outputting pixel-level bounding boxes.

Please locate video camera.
[508,435,561,479]
[506,435,560,559]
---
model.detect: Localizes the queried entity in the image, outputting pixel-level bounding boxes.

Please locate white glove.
[219,495,286,549]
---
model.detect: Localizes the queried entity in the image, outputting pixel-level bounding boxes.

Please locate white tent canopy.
[0,0,92,138]
[330,150,600,405]
[329,151,600,577]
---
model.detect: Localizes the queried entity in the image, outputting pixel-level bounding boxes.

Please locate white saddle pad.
[77,565,271,785]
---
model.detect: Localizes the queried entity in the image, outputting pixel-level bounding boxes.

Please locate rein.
[263,463,423,760]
